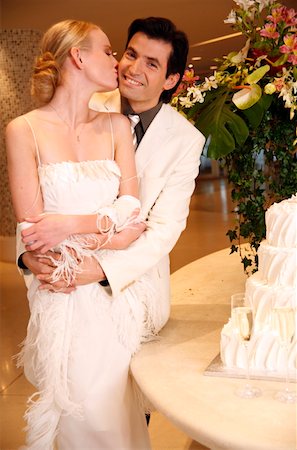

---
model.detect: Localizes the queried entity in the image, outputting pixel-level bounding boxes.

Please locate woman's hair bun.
[31,51,60,104]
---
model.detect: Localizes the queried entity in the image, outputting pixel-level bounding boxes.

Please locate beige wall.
[0,30,41,259]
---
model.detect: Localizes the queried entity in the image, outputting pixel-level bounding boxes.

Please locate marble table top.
[131,248,297,450]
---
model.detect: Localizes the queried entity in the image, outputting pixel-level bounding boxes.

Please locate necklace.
[49,104,85,142]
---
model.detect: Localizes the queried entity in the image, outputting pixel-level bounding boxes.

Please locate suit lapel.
[89,89,121,113]
[135,105,173,176]
[89,97,175,176]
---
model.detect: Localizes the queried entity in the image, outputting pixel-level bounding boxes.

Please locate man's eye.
[148,62,157,69]
[126,50,135,59]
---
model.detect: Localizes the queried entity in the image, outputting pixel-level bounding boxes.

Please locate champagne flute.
[271,306,296,403]
[231,293,262,398]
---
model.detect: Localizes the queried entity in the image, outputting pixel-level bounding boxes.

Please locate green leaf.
[230,244,238,254]
[245,65,270,84]
[226,229,238,241]
[271,54,288,66]
[241,94,273,128]
[242,256,252,270]
[195,93,249,159]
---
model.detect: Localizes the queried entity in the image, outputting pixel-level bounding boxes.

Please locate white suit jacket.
[17,90,205,328]
[89,91,205,327]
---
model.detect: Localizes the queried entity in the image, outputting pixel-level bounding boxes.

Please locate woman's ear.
[69,47,83,69]
[163,73,180,91]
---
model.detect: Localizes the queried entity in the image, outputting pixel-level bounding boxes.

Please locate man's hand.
[37,255,105,291]
[22,250,75,293]
[22,250,55,276]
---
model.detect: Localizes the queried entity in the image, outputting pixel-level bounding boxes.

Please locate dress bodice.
[38,159,121,215]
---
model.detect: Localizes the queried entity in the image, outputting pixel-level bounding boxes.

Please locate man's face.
[118,32,177,113]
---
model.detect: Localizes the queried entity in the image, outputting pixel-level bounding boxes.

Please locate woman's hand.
[22,214,75,253]
[103,221,146,250]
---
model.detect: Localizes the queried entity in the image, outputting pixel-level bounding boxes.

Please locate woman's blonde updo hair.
[31,19,99,104]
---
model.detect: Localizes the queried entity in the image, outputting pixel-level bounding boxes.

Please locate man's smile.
[122,74,144,87]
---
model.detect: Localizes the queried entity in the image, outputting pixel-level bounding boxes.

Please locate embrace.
[6,16,205,450]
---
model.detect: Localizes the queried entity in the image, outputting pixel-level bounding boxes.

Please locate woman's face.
[81,28,118,92]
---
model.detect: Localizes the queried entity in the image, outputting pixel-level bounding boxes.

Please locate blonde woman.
[6,20,152,449]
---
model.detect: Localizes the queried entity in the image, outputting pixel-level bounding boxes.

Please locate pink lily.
[280,34,297,53]
[288,53,297,65]
[283,8,297,26]
[182,69,200,83]
[267,7,286,24]
[260,22,280,39]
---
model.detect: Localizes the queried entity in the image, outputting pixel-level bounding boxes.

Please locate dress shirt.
[123,100,163,147]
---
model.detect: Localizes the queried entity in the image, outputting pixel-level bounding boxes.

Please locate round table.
[131,248,296,450]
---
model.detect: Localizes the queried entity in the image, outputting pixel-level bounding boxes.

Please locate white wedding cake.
[220,194,297,376]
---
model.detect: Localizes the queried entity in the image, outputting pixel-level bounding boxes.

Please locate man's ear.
[69,47,83,68]
[163,73,180,91]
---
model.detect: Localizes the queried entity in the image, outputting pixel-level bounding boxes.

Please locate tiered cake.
[220,195,297,376]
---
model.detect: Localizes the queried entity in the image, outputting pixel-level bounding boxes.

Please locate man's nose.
[128,58,142,75]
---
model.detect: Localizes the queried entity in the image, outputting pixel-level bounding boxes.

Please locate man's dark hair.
[126,17,189,103]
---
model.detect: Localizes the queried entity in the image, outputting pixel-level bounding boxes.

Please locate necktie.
[128,114,140,149]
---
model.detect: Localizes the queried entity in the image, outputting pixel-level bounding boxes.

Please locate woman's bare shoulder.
[107,113,131,137]
[6,109,40,135]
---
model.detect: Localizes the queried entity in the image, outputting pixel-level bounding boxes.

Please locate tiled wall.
[0,29,42,236]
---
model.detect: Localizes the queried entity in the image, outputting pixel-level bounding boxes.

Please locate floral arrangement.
[172,0,297,159]
[172,0,297,273]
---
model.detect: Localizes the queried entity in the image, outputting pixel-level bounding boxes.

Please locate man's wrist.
[18,253,28,270]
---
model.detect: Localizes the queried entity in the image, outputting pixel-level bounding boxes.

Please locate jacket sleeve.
[98,131,205,297]
[16,223,34,288]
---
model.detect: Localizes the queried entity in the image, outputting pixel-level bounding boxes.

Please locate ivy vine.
[224,97,297,273]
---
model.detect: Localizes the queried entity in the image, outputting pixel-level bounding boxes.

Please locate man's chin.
[118,83,141,100]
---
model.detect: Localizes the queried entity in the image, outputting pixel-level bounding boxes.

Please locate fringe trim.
[17,290,82,449]
[105,272,162,355]
[43,196,142,287]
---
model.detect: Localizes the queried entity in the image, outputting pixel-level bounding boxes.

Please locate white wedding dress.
[19,117,156,450]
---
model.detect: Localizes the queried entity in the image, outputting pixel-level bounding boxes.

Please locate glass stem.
[284,345,290,392]
[244,342,250,384]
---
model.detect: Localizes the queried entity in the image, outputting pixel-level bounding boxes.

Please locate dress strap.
[107,112,115,160]
[23,116,41,166]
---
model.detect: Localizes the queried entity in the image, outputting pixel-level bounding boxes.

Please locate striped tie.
[128,114,140,149]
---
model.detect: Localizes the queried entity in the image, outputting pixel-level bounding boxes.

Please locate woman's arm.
[113,113,138,199]
[6,116,43,222]
[21,113,143,253]
[98,113,142,250]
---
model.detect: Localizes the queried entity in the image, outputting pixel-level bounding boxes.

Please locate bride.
[6,19,154,450]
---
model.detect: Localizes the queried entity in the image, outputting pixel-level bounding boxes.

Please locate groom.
[19,17,205,329]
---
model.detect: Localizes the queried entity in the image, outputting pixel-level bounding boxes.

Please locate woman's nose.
[113,55,118,66]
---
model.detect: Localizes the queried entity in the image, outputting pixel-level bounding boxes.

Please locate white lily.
[232,84,262,109]
[230,39,251,64]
